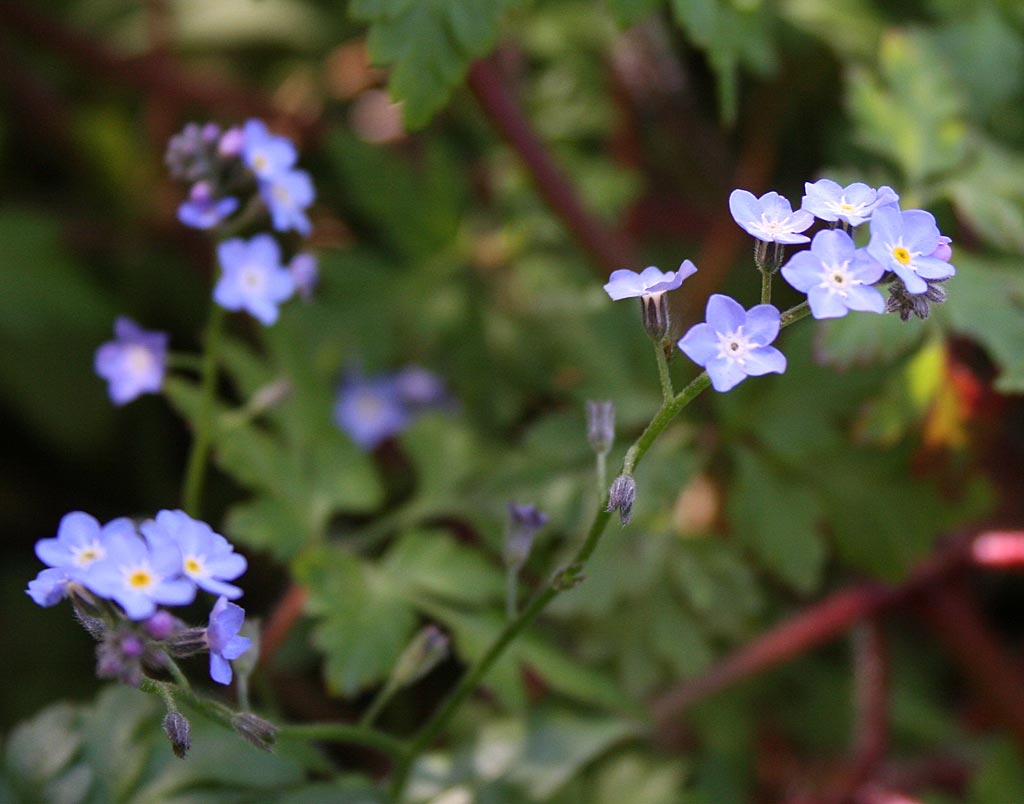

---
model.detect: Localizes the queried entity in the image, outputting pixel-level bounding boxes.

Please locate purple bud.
[505,502,548,570]
[391,625,450,688]
[219,127,245,158]
[607,474,636,525]
[162,712,191,759]
[145,610,182,640]
[232,712,277,752]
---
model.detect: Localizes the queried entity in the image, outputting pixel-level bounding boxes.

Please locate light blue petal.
[812,229,855,265]
[678,323,718,366]
[706,358,747,392]
[844,285,886,313]
[210,652,232,685]
[706,294,745,333]
[604,269,644,300]
[891,264,928,294]
[744,304,781,344]
[222,635,252,661]
[913,255,956,280]
[901,209,939,254]
[807,287,849,319]
[728,189,761,226]
[743,346,787,376]
[780,252,823,293]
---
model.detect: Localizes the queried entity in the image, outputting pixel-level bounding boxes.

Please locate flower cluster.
[27,510,251,685]
[334,365,451,451]
[603,179,955,394]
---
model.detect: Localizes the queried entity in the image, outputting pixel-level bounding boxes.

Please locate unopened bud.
[586,400,615,456]
[232,712,277,752]
[162,712,191,759]
[166,627,209,658]
[145,610,183,641]
[248,379,293,415]
[607,474,636,525]
[753,239,786,274]
[640,291,671,343]
[391,625,450,688]
[504,502,548,571]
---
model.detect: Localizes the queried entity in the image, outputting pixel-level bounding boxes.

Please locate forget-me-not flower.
[729,189,814,244]
[801,180,899,227]
[866,207,956,295]
[289,252,319,302]
[678,295,786,392]
[94,317,169,406]
[177,181,239,230]
[82,530,196,620]
[214,234,296,325]
[260,168,315,236]
[394,365,448,410]
[780,229,885,319]
[334,374,410,451]
[602,261,697,300]
[141,510,247,599]
[242,119,297,182]
[206,596,252,685]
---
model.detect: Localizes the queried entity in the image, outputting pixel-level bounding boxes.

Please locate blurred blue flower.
[26,568,74,607]
[207,596,252,685]
[82,529,196,620]
[394,365,449,410]
[94,317,168,406]
[289,252,319,302]
[603,261,697,301]
[678,294,786,392]
[242,119,297,182]
[729,189,814,244]
[260,168,315,236]
[177,181,239,230]
[867,207,956,294]
[780,229,885,319]
[801,180,898,227]
[334,374,410,451]
[141,510,246,599]
[214,234,296,325]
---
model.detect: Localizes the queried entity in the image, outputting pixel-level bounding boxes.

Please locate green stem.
[166,351,204,372]
[277,722,409,758]
[596,451,607,499]
[387,298,812,802]
[505,569,518,620]
[163,654,192,692]
[761,269,772,304]
[653,340,673,403]
[359,681,399,729]
[181,301,226,517]
[140,677,178,712]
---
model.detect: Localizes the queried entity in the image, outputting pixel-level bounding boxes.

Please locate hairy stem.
[760,269,772,304]
[653,341,673,403]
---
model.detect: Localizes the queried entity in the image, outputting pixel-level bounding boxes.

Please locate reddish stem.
[467,56,639,277]
[259,584,308,668]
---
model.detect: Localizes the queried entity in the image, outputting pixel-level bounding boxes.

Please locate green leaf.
[224,496,309,560]
[942,253,1024,392]
[847,30,968,184]
[945,141,1024,253]
[727,447,827,594]
[606,0,663,27]
[351,0,524,128]
[813,310,930,370]
[971,740,1024,804]
[384,529,506,605]
[295,545,418,695]
[504,709,640,799]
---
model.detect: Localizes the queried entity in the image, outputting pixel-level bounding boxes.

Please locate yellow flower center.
[892,246,912,265]
[128,570,153,589]
[252,152,268,173]
[185,557,202,575]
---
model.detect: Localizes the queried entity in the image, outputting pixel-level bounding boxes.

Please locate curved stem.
[181,300,226,517]
[359,680,399,729]
[387,298,812,801]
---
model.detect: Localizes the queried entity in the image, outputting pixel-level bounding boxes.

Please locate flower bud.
[145,610,183,641]
[641,291,671,343]
[232,712,277,752]
[586,400,615,456]
[166,627,209,658]
[504,502,547,571]
[391,625,450,688]
[886,277,948,321]
[162,712,191,759]
[753,239,786,274]
[607,474,636,525]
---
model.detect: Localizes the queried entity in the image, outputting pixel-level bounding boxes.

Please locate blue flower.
[206,596,252,685]
[242,119,297,182]
[678,295,786,392]
[394,365,449,411]
[780,229,886,319]
[94,317,168,406]
[81,529,196,620]
[289,252,318,302]
[603,261,697,301]
[177,181,239,230]
[141,510,247,599]
[866,207,956,294]
[729,189,814,244]
[259,168,315,236]
[333,374,410,451]
[801,179,899,227]
[214,234,296,325]
[27,568,74,607]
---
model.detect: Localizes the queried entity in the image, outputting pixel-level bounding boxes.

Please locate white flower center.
[715,327,754,365]
[241,265,266,293]
[72,540,106,567]
[356,392,385,422]
[272,184,292,205]
[819,259,858,296]
[125,345,154,376]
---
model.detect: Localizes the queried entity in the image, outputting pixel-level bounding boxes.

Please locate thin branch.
[467,56,638,278]
[259,584,308,668]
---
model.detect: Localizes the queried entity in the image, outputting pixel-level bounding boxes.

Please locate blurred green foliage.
[2,0,1024,802]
